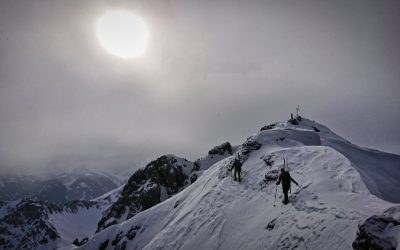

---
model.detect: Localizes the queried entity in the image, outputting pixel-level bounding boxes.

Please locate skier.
[232,154,242,182]
[276,168,299,204]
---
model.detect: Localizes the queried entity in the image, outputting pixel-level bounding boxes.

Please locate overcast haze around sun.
[96,10,149,58]
[0,0,399,174]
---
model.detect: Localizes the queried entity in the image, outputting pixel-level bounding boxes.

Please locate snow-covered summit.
[270,117,400,203]
[75,116,400,250]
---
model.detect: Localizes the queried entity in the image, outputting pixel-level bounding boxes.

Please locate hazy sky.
[1,0,399,174]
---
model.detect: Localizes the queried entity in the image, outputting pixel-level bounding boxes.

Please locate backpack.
[233,158,242,170]
[281,170,291,189]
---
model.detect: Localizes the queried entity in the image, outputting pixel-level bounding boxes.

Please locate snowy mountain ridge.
[95,147,236,234]
[72,117,400,250]
[0,149,232,249]
[1,117,399,250]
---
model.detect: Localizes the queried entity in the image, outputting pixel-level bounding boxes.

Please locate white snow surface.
[92,185,123,204]
[279,119,400,202]
[45,186,122,248]
[74,118,399,250]
[49,206,104,245]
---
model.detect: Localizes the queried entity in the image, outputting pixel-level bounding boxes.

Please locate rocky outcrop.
[73,237,88,246]
[312,126,320,132]
[353,206,400,250]
[63,200,99,212]
[96,155,193,233]
[208,142,232,156]
[0,199,60,249]
[240,137,262,158]
[288,118,299,125]
[260,123,276,131]
[218,137,262,180]
[190,142,234,183]
[0,198,102,250]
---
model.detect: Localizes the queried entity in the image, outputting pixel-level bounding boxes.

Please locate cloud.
[0,0,399,174]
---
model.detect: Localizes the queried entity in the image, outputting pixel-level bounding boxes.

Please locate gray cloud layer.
[1,0,399,174]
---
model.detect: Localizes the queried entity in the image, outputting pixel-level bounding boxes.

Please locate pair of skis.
[283,157,289,171]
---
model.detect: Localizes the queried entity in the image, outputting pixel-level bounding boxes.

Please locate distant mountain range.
[0,168,129,204]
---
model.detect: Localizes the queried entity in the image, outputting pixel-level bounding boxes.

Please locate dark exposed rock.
[260,123,277,131]
[115,241,127,250]
[289,118,299,125]
[190,173,198,184]
[192,161,200,172]
[217,138,262,180]
[96,155,192,233]
[127,230,136,241]
[0,198,100,250]
[208,142,232,156]
[174,200,181,208]
[73,238,79,246]
[191,142,234,184]
[64,200,98,213]
[126,225,141,240]
[241,137,262,157]
[38,237,48,245]
[265,218,276,231]
[73,237,89,246]
[312,126,320,132]
[81,237,89,245]
[112,231,123,246]
[0,199,61,249]
[0,238,13,249]
[98,239,109,250]
[264,170,280,182]
[353,207,400,250]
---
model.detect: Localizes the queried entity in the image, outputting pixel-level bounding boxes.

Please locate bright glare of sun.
[96,10,149,58]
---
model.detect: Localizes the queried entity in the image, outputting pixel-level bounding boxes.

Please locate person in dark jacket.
[232,156,242,182]
[276,168,299,204]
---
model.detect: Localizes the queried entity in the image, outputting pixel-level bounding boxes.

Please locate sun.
[96,10,149,58]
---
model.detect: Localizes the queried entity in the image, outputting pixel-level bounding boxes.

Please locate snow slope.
[275,118,400,203]
[49,187,124,245]
[49,203,104,245]
[75,118,399,250]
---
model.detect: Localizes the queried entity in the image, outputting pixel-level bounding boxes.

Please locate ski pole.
[273,185,277,207]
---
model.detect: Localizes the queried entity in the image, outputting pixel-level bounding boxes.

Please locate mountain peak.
[76,116,400,250]
[2,116,399,250]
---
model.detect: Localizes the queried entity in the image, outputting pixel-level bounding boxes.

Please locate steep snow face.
[48,203,105,246]
[78,123,397,250]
